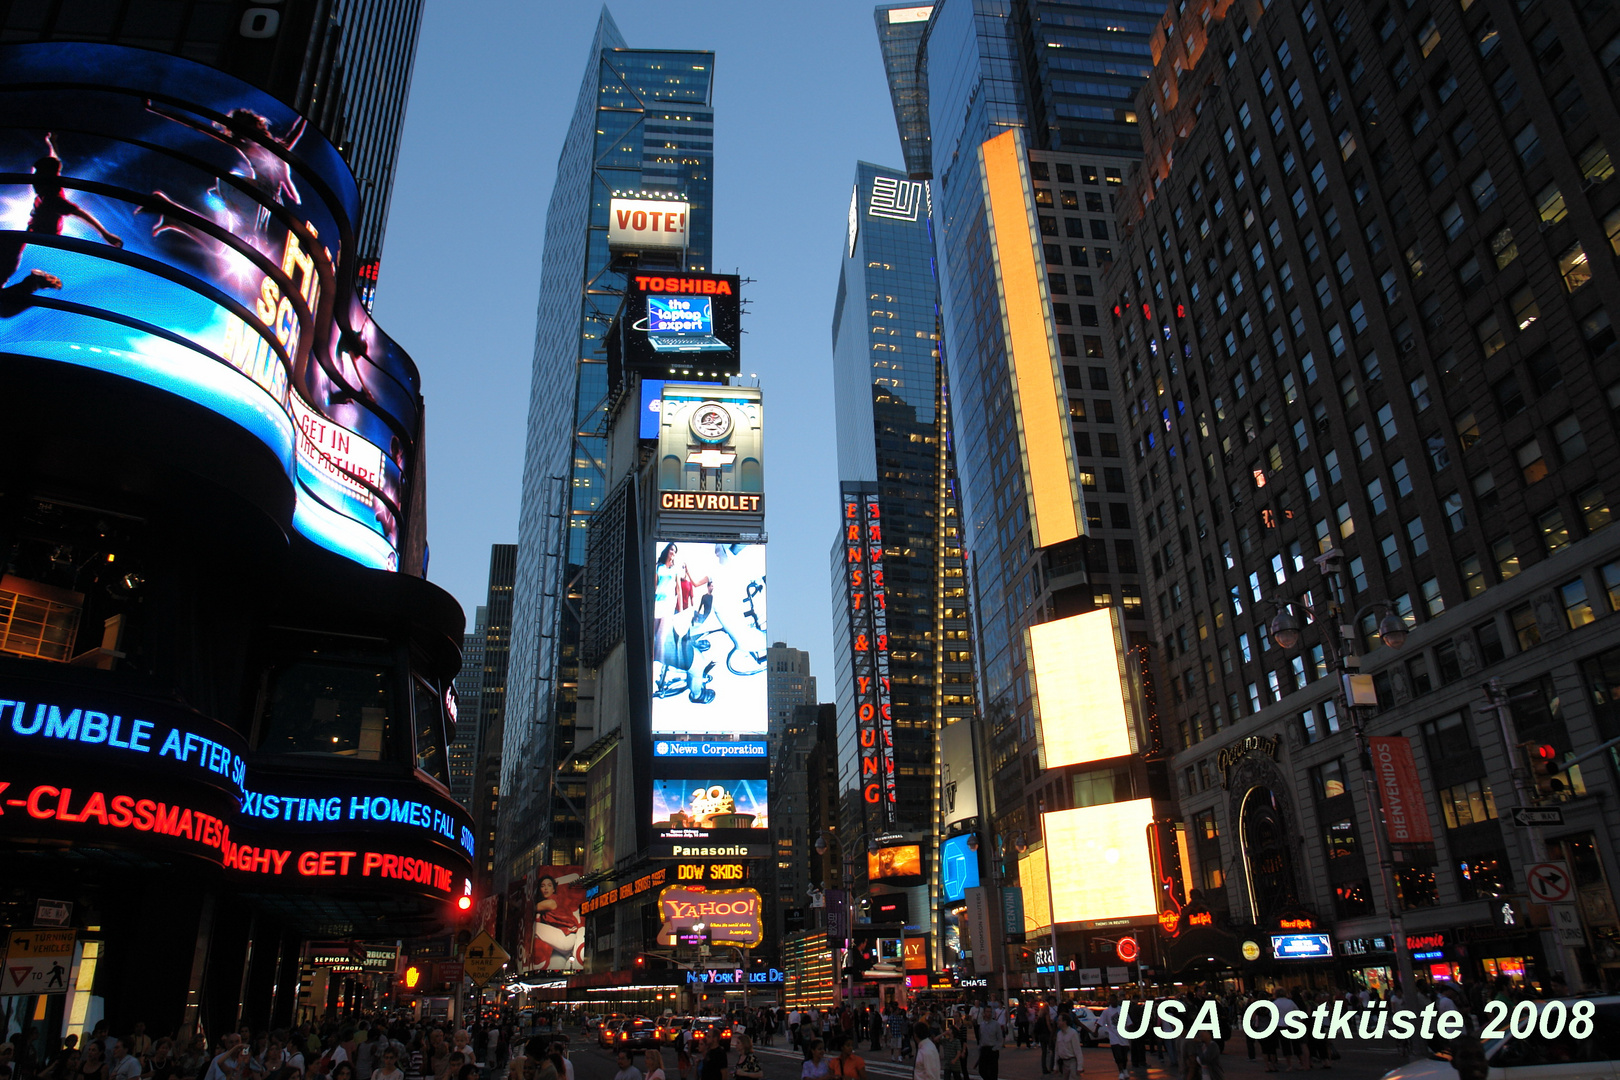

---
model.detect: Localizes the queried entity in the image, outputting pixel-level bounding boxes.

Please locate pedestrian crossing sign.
[5,928,76,995]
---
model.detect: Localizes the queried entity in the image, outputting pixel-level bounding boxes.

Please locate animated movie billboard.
[651,778,769,834]
[0,43,420,571]
[651,541,767,735]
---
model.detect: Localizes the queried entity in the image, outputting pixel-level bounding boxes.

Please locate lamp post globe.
[1378,612,1409,650]
[1270,610,1302,651]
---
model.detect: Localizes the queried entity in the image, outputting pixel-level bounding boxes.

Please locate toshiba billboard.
[608,197,689,251]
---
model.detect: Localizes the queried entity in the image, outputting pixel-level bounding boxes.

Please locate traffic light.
[1522,743,1568,798]
[634,954,646,973]
[454,882,476,944]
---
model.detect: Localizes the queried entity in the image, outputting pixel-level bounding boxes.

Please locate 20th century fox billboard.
[656,385,764,535]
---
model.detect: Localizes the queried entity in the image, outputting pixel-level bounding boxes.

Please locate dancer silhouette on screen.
[0,132,124,316]
[139,102,307,248]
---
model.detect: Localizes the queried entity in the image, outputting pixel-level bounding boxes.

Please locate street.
[562,1038,1409,1080]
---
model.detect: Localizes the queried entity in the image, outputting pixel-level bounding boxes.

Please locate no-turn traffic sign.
[1526,861,1573,904]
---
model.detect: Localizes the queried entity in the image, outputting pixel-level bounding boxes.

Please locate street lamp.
[1265,549,1416,998]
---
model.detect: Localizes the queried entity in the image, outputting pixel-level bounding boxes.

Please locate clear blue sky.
[375,1,906,684]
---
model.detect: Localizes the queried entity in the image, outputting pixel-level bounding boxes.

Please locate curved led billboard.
[0,672,474,897]
[0,43,420,571]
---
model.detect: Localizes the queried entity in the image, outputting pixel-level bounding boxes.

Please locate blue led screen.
[941,832,980,903]
[0,44,422,571]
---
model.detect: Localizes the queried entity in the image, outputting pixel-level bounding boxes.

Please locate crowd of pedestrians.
[0,1016,534,1080]
[752,972,1572,1080]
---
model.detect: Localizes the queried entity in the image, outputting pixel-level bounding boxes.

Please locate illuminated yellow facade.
[1027,607,1138,768]
[1044,799,1158,922]
[977,128,1082,548]
[1019,845,1053,935]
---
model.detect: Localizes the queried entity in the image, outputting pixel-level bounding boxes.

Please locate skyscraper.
[767,642,817,743]
[1110,0,1620,986]
[901,0,1166,978]
[472,544,518,887]
[501,9,714,885]
[875,4,935,179]
[0,0,427,266]
[830,159,981,978]
[450,605,488,807]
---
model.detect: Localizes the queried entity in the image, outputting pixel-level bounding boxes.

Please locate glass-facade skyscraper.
[501,9,714,886]
[916,0,1159,836]
[900,0,1168,977]
[830,162,976,925]
[875,4,935,179]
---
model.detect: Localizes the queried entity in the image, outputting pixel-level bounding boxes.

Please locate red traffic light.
[1532,744,1558,761]
[457,895,473,912]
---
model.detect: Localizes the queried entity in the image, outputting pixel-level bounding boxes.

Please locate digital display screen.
[652,778,768,833]
[0,44,421,571]
[1271,933,1334,959]
[618,273,741,374]
[868,844,922,880]
[638,378,667,440]
[648,296,713,334]
[651,541,767,735]
[1028,609,1137,768]
[657,886,763,948]
[941,833,981,903]
[655,386,765,529]
[1043,799,1158,922]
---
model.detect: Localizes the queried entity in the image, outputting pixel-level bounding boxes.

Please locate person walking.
[1034,1005,1055,1076]
[1097,999,1129,1080]
[912,1027,939,1080]
[974,1008,1003,1080]
[1053,1016,1083,1080]
[936,1023,965,1080]
[801,1043,830,1080]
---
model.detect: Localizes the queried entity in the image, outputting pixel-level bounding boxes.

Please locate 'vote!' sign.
[608,197,689,250]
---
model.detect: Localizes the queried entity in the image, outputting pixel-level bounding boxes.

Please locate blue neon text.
[240,789,477,858]
[3,698,245,789]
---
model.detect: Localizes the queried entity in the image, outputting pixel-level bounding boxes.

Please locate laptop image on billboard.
[641,295,731,353]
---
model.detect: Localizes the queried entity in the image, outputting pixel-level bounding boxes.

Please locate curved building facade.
[0,43,471,1039]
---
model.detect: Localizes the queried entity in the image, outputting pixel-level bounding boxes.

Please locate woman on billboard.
[531,870,587,971]
[653,543,716,704]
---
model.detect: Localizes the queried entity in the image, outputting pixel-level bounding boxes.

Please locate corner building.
[0,0,427,269]
[1109,0,1620,988]
[916,0,1178,983]
[0,44,471,1039]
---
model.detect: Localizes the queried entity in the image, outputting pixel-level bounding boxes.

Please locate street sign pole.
[1482,680,1584,991]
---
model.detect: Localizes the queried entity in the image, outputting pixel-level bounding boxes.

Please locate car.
[620,1018,662,1050]
[1377,995,1620,1080]
[599,1020,626,1049]
[657,1017,692,1045]
[1069,1005,1105,1047]
[693,1018,734,1048]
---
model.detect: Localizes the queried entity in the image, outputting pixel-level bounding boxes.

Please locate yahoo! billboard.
[0,43,421,571]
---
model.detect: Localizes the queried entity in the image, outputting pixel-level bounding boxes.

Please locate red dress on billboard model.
[530,870,587,971]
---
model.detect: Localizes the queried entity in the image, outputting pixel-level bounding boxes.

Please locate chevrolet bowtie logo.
[687,449,736,467]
